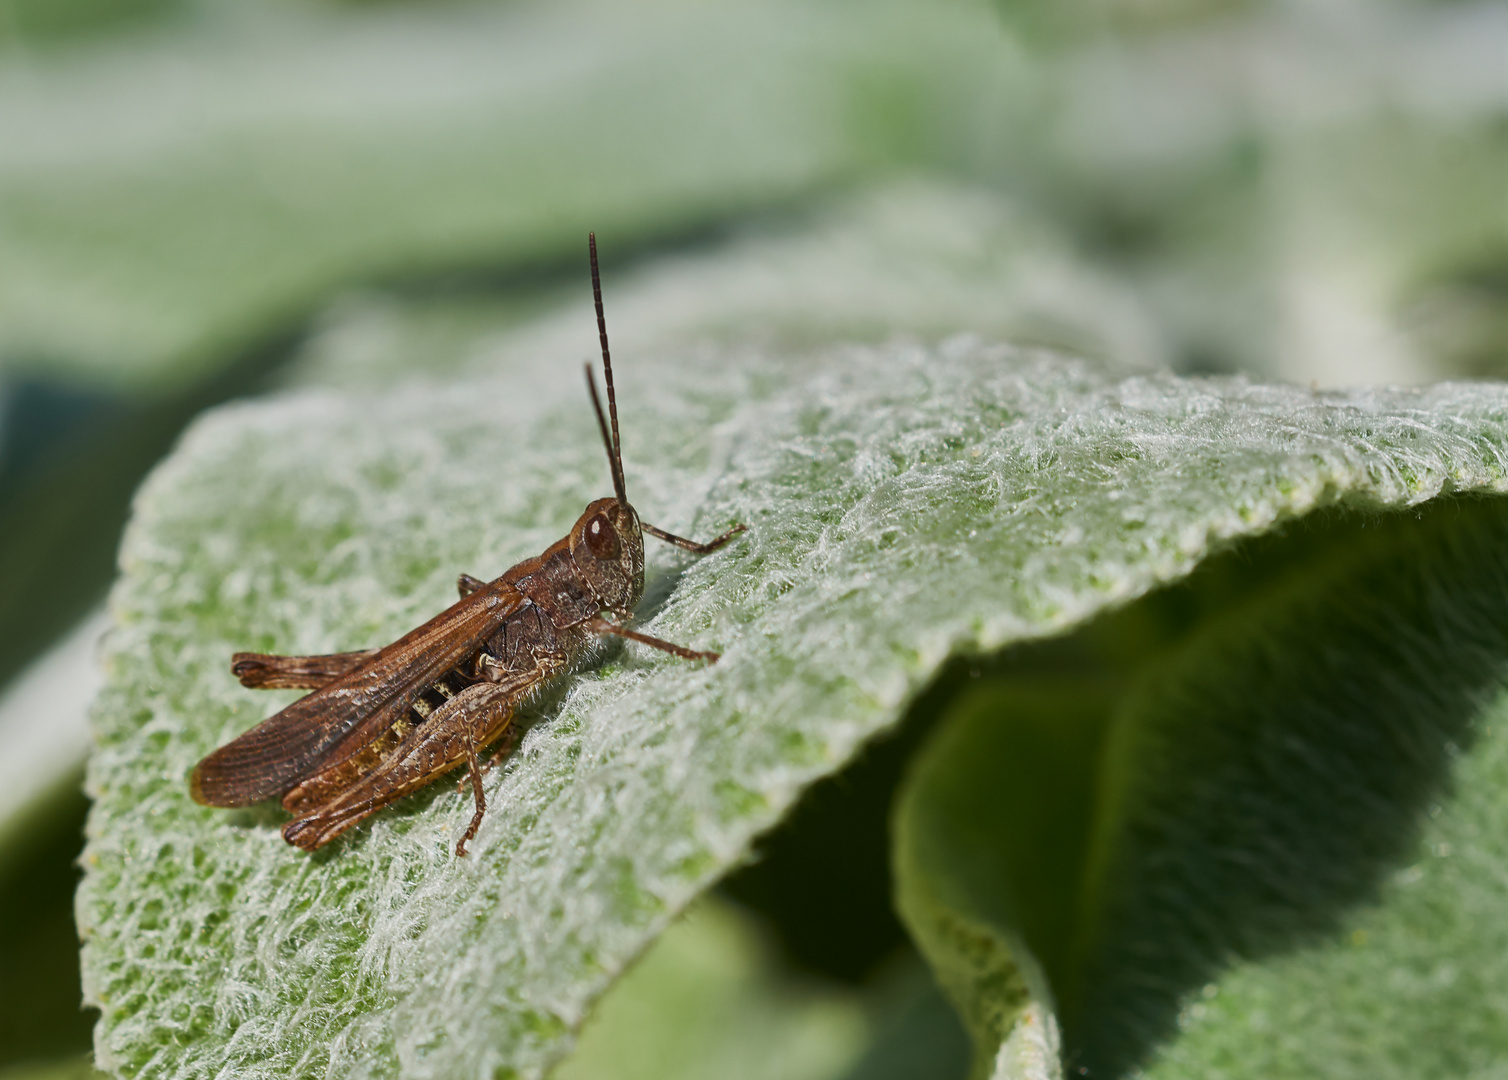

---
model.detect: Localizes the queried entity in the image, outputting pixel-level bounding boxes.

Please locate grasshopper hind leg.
[457,573,488,598]
[231,649,378,690]
[282,673,533,853]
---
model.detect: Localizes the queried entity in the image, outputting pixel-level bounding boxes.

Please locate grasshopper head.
[569,497,645,613]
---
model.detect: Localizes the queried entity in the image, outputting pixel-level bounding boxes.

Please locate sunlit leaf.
[896,497,1508,1077]
[79,339,1508,1077]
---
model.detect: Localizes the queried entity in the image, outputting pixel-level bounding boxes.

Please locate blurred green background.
[0,0,1503,1075]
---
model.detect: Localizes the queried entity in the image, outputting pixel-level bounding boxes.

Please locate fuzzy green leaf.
[80,340,1508,1078]
[896,496,1508,1078]
[1139,681,1508,1080]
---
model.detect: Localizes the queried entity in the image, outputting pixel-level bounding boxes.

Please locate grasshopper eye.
[586,513,620,560]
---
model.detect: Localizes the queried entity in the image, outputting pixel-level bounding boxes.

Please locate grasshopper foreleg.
[642,522,746,554]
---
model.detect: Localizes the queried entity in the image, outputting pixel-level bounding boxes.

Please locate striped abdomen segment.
[282,662,481,814]
[280,601,565,816]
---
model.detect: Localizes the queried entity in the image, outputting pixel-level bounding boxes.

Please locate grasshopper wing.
[190,580,528,807]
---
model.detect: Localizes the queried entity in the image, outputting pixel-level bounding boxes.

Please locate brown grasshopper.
[190,234,745,856]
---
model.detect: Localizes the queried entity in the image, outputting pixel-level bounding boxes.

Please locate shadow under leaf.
[892,493,1508,1078]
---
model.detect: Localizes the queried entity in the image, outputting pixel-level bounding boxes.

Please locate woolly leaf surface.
[895,496,1508,1078]
[79,340,1508,1077]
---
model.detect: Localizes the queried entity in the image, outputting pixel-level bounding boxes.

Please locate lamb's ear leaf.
[894,672,1100,1080]
[895,496,1508,1078]
[78,338,1508,1079]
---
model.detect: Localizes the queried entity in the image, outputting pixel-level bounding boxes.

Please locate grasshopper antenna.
[585,232,629,507]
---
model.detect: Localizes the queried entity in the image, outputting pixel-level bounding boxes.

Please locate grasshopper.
[191,234,745,856]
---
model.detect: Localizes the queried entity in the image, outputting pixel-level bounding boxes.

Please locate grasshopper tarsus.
[196,233,746,855]
[643,521,747,555]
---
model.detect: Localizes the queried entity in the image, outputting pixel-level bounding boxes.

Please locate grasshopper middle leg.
[585,616,721,663]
